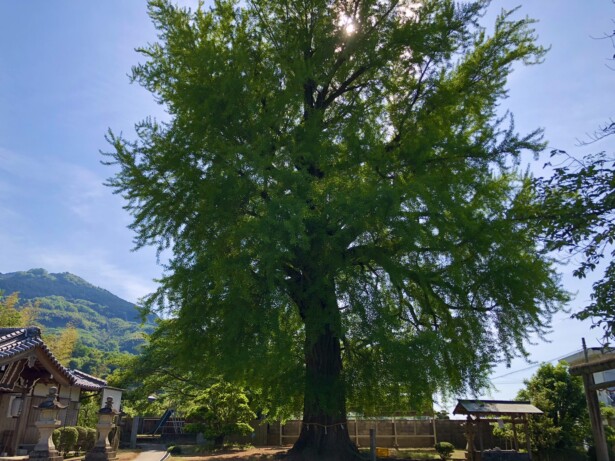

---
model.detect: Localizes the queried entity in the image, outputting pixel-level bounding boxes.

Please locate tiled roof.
[453,399,543,416]
[0,327,43,358]
[71,369,108,389]
[0,327,106,391]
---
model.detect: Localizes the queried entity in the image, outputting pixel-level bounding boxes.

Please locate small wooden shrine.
[453,399,542,461]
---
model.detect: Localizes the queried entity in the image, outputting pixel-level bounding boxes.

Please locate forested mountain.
[0,268,139,320]
[0,268,155,356]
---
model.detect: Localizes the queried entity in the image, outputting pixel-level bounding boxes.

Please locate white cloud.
[0,143,160,303]
[59,163,109,221]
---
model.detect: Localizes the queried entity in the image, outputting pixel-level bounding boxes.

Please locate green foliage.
[51,429,60,450]
[185,382,256,449]
[0,291,39,327]
[77,397,101,429]
[434,442,455,460]
[168,446,182,455]
[29,296,152,355]
[599,404,615,451]
[84,428,97,452]
[52,427,79,456]
[536,151,615,343]
[0,270,155,355]
[0,270,156,377]
[516,362,589,453]
[183,423,206,434]
[491,422,514,446]
[55,425,96,453]
[110,325,257,446]
[66,426,97,453]
[105,0,566,449]
[107,321,197,416]
[70,346,134,378]
[0,269,139,321]
[45,323,79,365]
[74,426,88,452]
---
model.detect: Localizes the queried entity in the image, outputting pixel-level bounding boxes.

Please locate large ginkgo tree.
[105,1,567,459]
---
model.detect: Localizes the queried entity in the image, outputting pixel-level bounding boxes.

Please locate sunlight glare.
[338,13,356,36]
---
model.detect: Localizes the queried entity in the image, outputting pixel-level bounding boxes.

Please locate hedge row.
[52,426,97,455]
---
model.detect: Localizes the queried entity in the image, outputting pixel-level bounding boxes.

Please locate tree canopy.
[105,1,567,458]
[537,151,615,342]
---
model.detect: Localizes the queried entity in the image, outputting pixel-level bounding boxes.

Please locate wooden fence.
[275,418,436,448]
[122,416,508,450]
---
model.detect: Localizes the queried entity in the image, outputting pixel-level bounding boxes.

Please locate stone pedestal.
[29,419,63,461]
[84,444,118,461]
[84,420,117,461]
[29,387,66,461]
[85,397,119,461]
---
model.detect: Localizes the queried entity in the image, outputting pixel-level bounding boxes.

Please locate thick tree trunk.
[213,434,225,450]
[286,281,363,461]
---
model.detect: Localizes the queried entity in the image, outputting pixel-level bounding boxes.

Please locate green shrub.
[84,428,97,451]
[52,429,60,449]
[184,422,207,434]
[74,426,88,452]
[434,442,455,460]
[185,382,256,449]
[169,446,182,455]
[54,427,79,455]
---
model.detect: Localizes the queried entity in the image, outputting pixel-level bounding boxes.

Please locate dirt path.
[176,447,289,460]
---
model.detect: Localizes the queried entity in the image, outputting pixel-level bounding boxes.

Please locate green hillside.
[0,268,155,355]
[0,268,141,321]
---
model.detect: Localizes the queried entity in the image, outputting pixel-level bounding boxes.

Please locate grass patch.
[358,447,466,460]
[166,446,287,460]
[115,450,142,461]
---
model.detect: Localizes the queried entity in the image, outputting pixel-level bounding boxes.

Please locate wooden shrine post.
[582,370,609,461]
[568,340,613,461]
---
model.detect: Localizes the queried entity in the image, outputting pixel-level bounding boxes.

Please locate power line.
[490,348,583,380]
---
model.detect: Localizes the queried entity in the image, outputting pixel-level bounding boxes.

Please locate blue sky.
[0,1,613,403]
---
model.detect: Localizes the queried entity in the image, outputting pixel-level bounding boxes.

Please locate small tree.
[0,291,39,327]
[77,396,100,428]
[185,382,256,449]
[46,323,79,365]
[434,442,455,460]
[517,362,589,454]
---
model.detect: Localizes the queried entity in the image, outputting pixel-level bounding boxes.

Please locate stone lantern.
[85,397,119,461]
[29,386,67,461]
